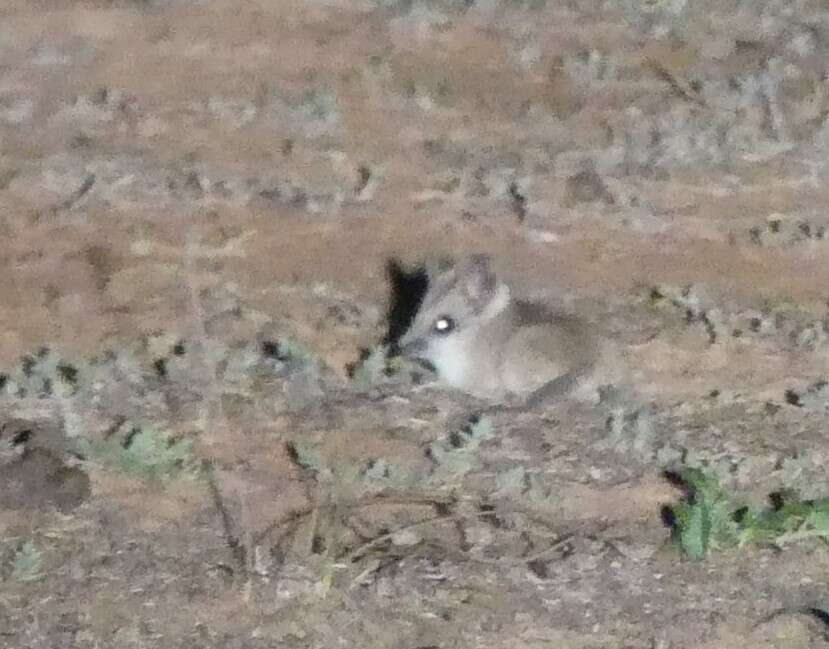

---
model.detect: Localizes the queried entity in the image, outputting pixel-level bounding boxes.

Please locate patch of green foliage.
[349,345,393,389]
[286,438,417,491]
[1,347,81,399]
[738,496,829,547]
[272,338,315,369]
[667,468,829,559]
[11,541,43,582]
[80,424,198,482]
[493,465,549,502]
[667,468,739,559]
[259,338,317,376]
[300,87,338,122]
[349,344,431,394]
[288,438,326,474]
[428,415,495,480]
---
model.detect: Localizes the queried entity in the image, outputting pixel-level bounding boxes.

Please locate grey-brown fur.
[398,255,613,406]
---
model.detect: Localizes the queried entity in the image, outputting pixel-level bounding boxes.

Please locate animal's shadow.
[383,258,429,351]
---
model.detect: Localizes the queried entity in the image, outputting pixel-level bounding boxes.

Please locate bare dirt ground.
[3,0,829,647]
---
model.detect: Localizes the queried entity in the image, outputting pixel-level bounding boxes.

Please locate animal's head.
[397,255,510,369]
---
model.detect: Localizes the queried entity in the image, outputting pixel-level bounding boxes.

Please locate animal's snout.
[398,337,427,357]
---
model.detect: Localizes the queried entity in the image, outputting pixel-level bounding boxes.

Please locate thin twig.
[183,228,247,580]
[50,174,96,215]
[341,508,570,566]
[204,461,247,578]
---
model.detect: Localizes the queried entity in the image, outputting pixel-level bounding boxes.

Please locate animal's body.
[398,255,621,407]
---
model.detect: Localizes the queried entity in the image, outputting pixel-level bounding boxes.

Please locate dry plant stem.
[254,505,314,547]
[341,508,572,567]
[758,606,829,631]
[183,229,230,433]
[204,462,247,576]
[183,229,247,578]
[449,534,576,568]
[305,486,323,557]
[255,491,592,549]
[49,174,95,216]
[255,485,614,569]
[252,491,460,545]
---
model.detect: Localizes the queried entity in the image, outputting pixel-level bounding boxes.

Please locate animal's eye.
[433,316,455,334]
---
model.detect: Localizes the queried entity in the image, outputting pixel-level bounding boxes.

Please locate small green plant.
[286,437,417,490]
[300,88,338,123]
[11,541,43,582]
[260,338,316,371]
[737,495,829,548]
[667,468,738,559]
[667,468,829,559]
[1,348,82,398]
[81,424,197,482]
[348,345,392,389]
[428,415,495,479]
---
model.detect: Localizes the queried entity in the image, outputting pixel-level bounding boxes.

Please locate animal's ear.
[424,255,454,280]
[459,254,497,310]
[424,259,442,281]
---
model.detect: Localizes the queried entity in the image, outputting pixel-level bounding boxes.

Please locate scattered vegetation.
[11,541,43,583]
[287,436,418,490]
[348,344,430,393]
[347,345,393,389]
[1,348,81,398]
[260,338,315,369]
[79,424,198,482]
[428,415,494,479]
[666,467,829,560]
